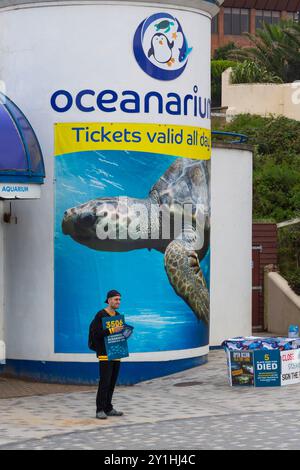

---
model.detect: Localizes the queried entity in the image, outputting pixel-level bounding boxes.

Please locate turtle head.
[62,196,153,252]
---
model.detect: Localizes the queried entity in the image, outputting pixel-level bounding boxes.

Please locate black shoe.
[96,411,108,419]
[106,408,123,417]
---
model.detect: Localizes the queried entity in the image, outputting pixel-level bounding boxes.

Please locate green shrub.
[253,160,300,221]
[211,60,236,107]
[213,113,300,280]
[214,113,300,288]
[213,114,300,222]
[285,270,300,296]
[213,42,238,60]
[231,61,283,84]
[278,225,300,275]
[215,114,300,159]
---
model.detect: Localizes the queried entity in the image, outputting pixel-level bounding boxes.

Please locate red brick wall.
[212,7,294,54]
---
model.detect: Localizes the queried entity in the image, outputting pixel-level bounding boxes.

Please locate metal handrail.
[212,130,248,144]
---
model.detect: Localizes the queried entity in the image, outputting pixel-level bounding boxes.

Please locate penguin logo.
[148,34,175,66]
[133,13,193,81]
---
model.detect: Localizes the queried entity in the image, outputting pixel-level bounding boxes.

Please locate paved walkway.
[0,350,300,450]
[3,411,300,450]
[0,377,92,399]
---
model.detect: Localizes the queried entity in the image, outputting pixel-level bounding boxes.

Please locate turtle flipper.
[164,239,209,324]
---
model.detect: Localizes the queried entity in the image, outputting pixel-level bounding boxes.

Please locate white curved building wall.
[210,146,252,346]
[0,1,252,383]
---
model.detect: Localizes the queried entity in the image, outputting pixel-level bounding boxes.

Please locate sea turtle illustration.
[155,20,175,33]
[148,33,174,64]
[62,158,210,324]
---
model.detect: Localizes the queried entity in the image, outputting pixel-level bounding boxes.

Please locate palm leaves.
[230,20,300,83]
[231,61,283,84]
[280,21,300,80]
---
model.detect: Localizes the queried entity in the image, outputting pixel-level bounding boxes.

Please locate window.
[263,11,272,25]
[212,14,218,34]
[224,8,232,35]
[256,10,281,30]
[232,8,240,35]
[241,9,250,33]
[272,11,281,24]
[224,8,250,35]
[286,12,299,22]
[256,10,263,29]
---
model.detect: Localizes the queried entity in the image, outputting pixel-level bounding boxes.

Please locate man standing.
[93,290,124,420]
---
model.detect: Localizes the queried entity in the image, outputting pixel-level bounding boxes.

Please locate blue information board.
[254,350,281,387]
[229,351,254,386]
[102,314,129,360]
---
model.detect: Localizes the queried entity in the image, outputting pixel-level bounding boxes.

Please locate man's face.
[108,296,121,310]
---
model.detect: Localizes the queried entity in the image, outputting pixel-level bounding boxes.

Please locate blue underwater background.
[55,150,210,354]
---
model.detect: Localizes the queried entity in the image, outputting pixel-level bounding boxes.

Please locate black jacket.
[93,309,121,358]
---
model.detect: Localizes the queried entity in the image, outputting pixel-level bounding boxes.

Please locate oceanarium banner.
[54,8,211,357]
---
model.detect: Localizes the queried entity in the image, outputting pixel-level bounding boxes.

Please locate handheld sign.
[122,324,134,339]
[102,314,129,360]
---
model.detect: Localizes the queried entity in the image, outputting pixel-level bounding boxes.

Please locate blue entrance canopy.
[0,92,45,184]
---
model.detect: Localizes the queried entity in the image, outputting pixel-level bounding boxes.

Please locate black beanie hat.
[105,290,121,303]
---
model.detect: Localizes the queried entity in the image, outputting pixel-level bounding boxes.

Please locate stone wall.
[222,68,300,121]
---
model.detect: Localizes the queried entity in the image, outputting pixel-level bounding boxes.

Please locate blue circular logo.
[133,13,193,81]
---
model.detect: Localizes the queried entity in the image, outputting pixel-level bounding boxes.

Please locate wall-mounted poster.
[54,124,211,358]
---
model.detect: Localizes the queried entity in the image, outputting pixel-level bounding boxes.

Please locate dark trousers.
[96,361,121,413]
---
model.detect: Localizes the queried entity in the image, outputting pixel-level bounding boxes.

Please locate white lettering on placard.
[257,362,278,371]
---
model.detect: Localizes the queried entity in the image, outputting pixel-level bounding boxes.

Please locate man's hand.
[114,326,124,333]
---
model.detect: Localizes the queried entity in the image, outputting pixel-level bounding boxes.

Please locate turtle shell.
[149,158,210,230]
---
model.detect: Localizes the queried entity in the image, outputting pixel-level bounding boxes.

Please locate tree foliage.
[213,114,300,222]
[231,21,300,83]
[213,42,238,60]
[213,114,300,292]
[278,225,300,294]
